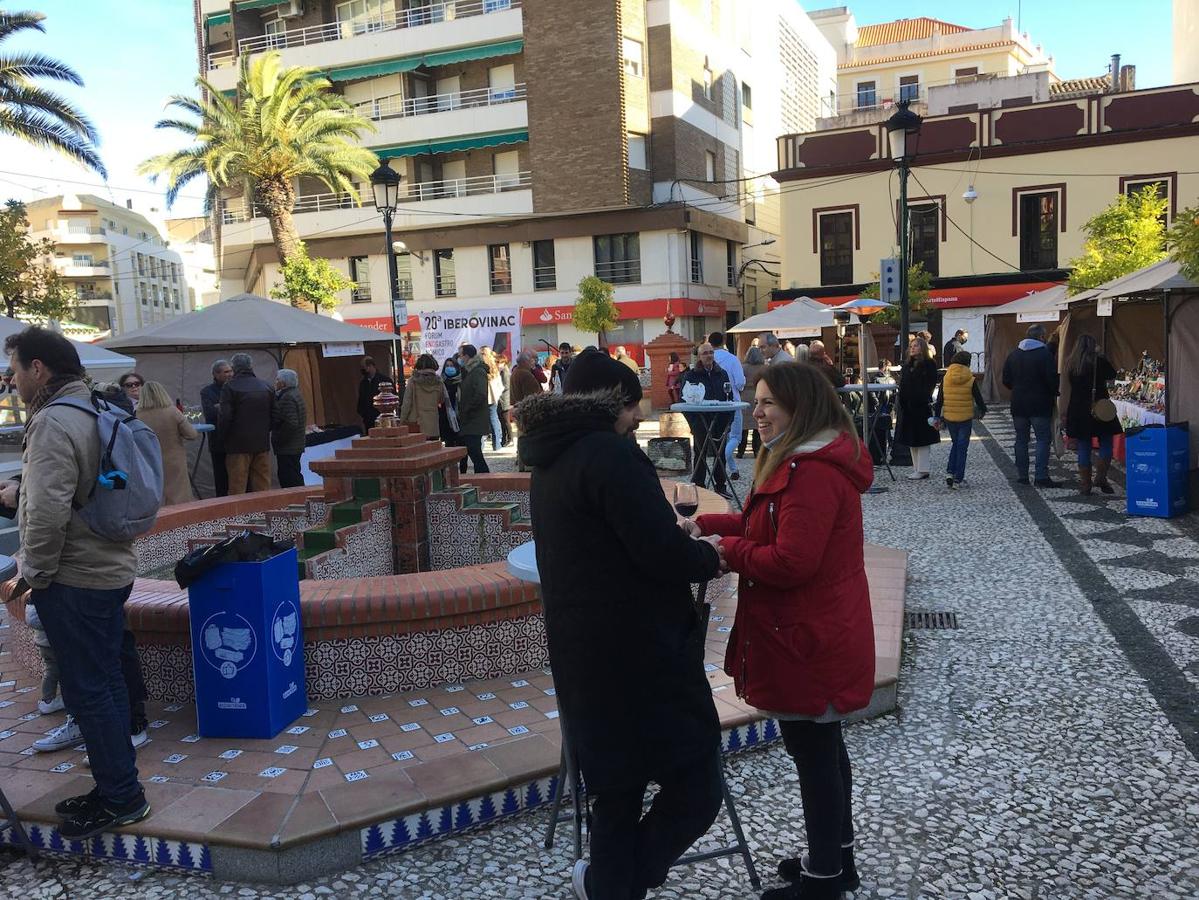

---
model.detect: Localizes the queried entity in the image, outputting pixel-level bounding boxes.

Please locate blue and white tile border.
[0,820,211,873]
[360,717,783,861]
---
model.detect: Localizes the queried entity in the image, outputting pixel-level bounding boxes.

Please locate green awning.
[328,38,524,83]
[374,130,528,159]
[205,11,232,26]
[235,0,290,10]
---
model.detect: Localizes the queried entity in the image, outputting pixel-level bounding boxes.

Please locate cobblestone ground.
[3,417,1199,899]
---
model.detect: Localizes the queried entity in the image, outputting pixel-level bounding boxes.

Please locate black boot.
[778,846,860,892]
[761,870,845,899]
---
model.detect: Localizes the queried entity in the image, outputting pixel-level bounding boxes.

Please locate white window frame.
[623,37,643,78]
[627,133,648,170]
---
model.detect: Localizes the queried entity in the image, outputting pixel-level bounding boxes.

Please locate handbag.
[1091,358,1118,423]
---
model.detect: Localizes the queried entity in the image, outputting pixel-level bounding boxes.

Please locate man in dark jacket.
[200,358,233,496]
[682,342,733,496]
[219,353,275,494]
[455,345,490,474]
[1002,323,1060,487]
[271,368,307,488]
[516,349,724,899]
[357,356,387,433]
[943,329,968,363]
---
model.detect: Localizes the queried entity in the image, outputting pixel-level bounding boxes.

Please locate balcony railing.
[75,291,113,302]
[396,278,413,300]
[595,259,640,285]
[435,274,456,297]
[351,284,372,303]
[356,83,526,121]
[229,0,519,60]
[490,271,512,294]
[533,264,556,291]
[207,50,234,70]
[727,264,736,286]
[690,259,704,284]
[55,258,109,270]
[220,171,532,224]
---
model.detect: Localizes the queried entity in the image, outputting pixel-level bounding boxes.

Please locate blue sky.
[0,0,1178,221]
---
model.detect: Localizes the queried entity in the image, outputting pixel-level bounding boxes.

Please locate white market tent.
[728,297,833,338]
[0,315,135,383]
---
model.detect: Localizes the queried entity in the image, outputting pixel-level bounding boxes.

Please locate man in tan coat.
[2,327,149,840]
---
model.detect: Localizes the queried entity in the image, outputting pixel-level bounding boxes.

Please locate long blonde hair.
[479,346,499,378]
[137,380,174,411]
[753,363,857,489]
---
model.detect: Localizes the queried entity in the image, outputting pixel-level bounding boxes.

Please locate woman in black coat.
[517,350,723,899]
[1064,333,1122,495]
[896,335,941,479]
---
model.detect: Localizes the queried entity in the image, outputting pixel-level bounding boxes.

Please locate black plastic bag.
[174,530,295,588]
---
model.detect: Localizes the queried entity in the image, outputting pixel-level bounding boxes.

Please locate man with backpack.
[3,326,158,839]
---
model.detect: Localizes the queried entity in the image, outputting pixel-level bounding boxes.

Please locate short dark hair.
[558,342,572,352]
[461,344,478,358]
[708,331,725,347]
[120,371,145,388]
[414,353,438,371]
[951,351,972,366]
[4,326,83,377]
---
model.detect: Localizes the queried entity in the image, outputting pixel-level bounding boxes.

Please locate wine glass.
[674,482,699,519]
[723,381,733,401]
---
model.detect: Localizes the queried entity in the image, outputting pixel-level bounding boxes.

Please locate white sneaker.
[906,471,929,480]
[33,716,82,753]
[37,696,65,715]
[571,859,591,899]
[84,729,149,767]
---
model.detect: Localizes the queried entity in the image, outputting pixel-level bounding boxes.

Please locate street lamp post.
[885,100,923,346]
[370,159,405,397]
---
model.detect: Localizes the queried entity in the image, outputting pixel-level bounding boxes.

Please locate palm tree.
[139,51,377,264]
[0,4,104,176]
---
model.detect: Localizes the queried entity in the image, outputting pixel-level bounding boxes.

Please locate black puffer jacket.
[516,390,722,793]
[271,386,307,455]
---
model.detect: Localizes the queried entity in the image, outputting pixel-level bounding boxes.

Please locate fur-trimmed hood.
[515,388,625,468]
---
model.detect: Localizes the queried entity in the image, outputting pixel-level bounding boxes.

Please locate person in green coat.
[455,345,491,474]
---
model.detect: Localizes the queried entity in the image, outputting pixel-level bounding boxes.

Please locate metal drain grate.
[907,611,960,630]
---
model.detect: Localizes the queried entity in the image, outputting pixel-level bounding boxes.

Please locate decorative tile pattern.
[0,818,210,873]
[306,504,393,581]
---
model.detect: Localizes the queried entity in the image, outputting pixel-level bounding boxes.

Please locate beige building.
[196,0,836,355]
[164,216,221,311]
[1177,0,1199,85]
[773,79,1199,361]
[24,195,190,336]
[808,9,1056,122]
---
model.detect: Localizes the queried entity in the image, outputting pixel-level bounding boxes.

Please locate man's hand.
[700,534,729,573]
[679,518,702,538]
[0,480,18,509]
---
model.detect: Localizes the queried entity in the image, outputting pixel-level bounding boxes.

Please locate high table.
[188,423,216,497]
[670,401,749,509]
[505,539,760,889]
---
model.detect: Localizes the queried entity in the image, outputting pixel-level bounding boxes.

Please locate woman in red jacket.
[691,362,875,900]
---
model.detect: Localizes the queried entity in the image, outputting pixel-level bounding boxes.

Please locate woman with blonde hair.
[480,346,504,451]
[896,334,940,479]
[136,380,198,506]
[689,363,875,899]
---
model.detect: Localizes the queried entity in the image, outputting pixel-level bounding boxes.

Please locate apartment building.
[164,216,221,310]
[771,78,1199,363]
[808,9,1055,127]
[196,0,835,358]
[24,194,190,336]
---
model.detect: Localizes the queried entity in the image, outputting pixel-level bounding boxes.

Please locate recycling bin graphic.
[187,545,308,738]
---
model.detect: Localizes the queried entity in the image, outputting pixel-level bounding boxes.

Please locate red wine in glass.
[674,483,699,518]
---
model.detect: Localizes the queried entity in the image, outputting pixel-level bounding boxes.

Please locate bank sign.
[419,309,520,360]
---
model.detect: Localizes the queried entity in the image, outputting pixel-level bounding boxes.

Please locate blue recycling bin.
[1125,424,1190,518]
[187,546,308,738]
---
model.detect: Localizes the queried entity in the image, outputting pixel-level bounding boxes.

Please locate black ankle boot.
[778,846,859,892]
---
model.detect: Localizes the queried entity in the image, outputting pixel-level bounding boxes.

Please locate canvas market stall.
[727,296,866,364]
[981,285,1076,403]
[102,294,401,496]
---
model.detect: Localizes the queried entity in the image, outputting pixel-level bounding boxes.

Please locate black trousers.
[458,433,490,474]
[588,747,723,899]
[779,720,855,877]
[685,413,730,492]
[276,453,304,488]
[498,406,511,445]
[737,428,761,457]
[210,451,228,497]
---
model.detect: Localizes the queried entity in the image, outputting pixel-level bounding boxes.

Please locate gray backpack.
[47,394,164,541]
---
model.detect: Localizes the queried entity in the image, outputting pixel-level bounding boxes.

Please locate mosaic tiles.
[305,503,393,581]
[0,819,211,873]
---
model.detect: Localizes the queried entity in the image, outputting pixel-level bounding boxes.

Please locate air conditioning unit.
[279,0,304,18]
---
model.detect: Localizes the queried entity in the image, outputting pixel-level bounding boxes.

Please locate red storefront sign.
[520,297,725,325]
[346,316,420,333]
[768,281,1062,312]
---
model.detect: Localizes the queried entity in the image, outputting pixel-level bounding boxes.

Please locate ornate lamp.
[372,380,400,429]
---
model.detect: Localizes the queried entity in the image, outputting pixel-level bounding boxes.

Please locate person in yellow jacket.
[933,351,987,489]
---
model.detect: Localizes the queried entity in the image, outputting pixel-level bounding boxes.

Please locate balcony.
[218,172,533,253]
[356,84,527,147]
[351,284,372,303]
[54,258,110,278]
[533,265,556,291]
[206,0,523,91]
[435,274,456,297]
[690,259,703,284]
[595,259,641,285]
[75,291,113,302]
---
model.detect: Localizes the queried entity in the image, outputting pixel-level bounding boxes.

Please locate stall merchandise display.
[1112,353,1166,426]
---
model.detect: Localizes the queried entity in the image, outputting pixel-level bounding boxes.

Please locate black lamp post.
[885,100,923,345]
[370,159,405,396]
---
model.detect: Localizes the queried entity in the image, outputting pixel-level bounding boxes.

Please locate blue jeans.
[32,582,141,804]
[488,403,502,450]
[1013,414,1051,481]
[1078,433,1114,467]
[946,420,973,482]
[724,409,743,473]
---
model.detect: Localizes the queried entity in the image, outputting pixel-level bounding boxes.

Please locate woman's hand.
[679,518,702,538]
[700,534,729,573]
